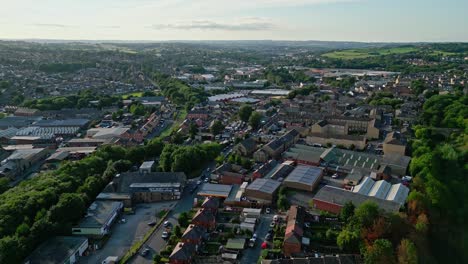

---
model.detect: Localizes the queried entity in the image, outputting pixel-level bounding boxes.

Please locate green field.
[322,46,419,59]
[121,92,144,99]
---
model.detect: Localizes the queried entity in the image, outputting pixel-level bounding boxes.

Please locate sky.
[0,0,467,42]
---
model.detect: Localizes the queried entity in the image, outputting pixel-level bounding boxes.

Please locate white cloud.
[150,18,275,31]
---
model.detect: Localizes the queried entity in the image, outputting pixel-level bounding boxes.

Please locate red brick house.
[181,224,206,245]
[201,197,220,213]
[283,205,305,256]
[187,110,209,120]
[219,171,245,185]
[169,242,196,264]
[191,209,216,230]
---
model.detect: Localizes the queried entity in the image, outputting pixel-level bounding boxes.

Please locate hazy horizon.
[1,0,467,42]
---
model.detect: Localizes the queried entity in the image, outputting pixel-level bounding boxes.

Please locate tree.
[415,213,429,234]
[397,239,418,264]
[249,112,262,129]
[145,139,164,158]
[354,201,380,228]
[211,120,225,136]
[178,212,189,228]
[340,201,355,221]
[189,123,198,139]
[277,195,289,210]
[153,254,162,264]
[239,105,253,122]
[174,225,182,238]
[337,229,360,252]
[364,239,395,264]
[0,178,10,194]
[48,193,86,223]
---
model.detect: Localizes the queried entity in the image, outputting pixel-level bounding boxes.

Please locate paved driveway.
[80,202,175,264]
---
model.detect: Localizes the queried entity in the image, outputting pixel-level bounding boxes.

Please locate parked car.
[140,248,150,256]
[162,231,170,239]
[147,220,157,226]
[273,215,279,222]
[248,237,257,248]
[163,221,171,228]
[265,208,271,214]
[265,233,273,241]
[270,221,276,228]
[331,173,339,179]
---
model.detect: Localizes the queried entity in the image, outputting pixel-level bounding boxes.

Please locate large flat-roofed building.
[198,183,233,198]
[0,148,49,179]
[283,144,324,166]
[24,236,88,264]
[72,201,123,237]
[244,178,281,204]
[313,185,401,214]
[102,172,186,203]
[352,177,409,205]
[33,119,90,128]
[283,165,323,192]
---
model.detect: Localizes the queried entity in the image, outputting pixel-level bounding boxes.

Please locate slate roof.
[182,224,206,241]
[25,236,88,264]
[104,172,186,193]
[246,178,281,195]
[284,165,323,187]
[314,185,401,212]
[170,242,196,261]
[201,197,220,210]
[192,209,215,224]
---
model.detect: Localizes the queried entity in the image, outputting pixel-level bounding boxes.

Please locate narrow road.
[240,214,273,264]
[130,163,216,263]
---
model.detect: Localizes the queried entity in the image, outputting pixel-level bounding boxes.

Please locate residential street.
[131,163,216,264]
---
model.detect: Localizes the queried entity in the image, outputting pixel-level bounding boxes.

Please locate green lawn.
[322,46,458,60]
[322,46,419,60]
[121,92,144,99]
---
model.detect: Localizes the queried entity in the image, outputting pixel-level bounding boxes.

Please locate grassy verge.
[157,108,187,139]
[119,209,171,264]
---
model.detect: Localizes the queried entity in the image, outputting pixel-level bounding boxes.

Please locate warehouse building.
[244,178,281,204]
[102,172,187,204]
[198,183,233,198]
[72,201,123,237]
[352,177,409,205]
[313,185,401,214]
[283,165,323,192]
[24,236,88,264]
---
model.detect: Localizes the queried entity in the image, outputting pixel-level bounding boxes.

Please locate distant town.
[0,41,466,264]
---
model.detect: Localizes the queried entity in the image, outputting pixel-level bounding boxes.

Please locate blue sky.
[0,0,467,42]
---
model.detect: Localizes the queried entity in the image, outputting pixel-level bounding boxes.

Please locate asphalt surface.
[130,163,216,264]
[80,202,174,264]
[240,214,273,264]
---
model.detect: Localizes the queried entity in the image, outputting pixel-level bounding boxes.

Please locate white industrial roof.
[352,176,374,195]
[368,180,392,199]
[385,183,409,205]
